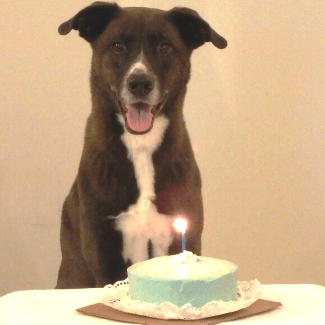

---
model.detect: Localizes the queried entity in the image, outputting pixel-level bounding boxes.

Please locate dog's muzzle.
[116,73,168,135]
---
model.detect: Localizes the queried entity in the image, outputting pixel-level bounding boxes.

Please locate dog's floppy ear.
[167,7,227,49]
[58,2,121,42]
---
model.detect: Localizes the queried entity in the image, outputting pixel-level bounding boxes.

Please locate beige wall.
[1,0,324,296]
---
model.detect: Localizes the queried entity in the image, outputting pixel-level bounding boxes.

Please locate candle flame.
[173,217,187,233]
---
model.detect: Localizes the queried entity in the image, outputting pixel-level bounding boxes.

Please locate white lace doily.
[100,279,261,320]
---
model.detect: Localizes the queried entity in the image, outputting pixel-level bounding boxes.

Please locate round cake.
[127,252,238,308]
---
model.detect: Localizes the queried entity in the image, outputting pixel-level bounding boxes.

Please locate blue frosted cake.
[127,251,238,308]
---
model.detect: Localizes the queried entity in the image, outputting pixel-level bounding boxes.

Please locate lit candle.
[173,217,188,252]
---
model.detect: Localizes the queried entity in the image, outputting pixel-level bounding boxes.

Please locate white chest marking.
[114,116,173,264]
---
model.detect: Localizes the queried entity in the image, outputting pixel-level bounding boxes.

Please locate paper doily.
[101,279,261,320]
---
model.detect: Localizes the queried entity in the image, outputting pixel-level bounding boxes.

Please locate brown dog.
[56,2,227,288]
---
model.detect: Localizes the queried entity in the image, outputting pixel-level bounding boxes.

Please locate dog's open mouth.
[118,94,167,135]
[124,102,154,134]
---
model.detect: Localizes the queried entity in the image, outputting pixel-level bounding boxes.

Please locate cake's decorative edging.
[101,279,261,320]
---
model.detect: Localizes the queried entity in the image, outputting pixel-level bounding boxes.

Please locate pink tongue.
[125,104,153,133]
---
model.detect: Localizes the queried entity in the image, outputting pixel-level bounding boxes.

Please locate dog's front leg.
[80,214,126,287]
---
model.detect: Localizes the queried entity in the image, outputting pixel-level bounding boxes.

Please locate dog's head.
[59,2,227,135]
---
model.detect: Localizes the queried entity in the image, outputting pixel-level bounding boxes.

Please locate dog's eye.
[112,42,125,53]
[158,42,172,55]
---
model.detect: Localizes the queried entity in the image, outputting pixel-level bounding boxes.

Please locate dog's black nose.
[127,74,154,97]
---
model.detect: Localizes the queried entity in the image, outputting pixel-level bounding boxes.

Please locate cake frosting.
[127,252,238,308]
